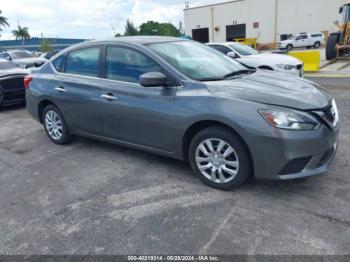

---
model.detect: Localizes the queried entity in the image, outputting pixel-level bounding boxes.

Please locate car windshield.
[147,41,246,81]
[10,51,33,59]
[229,43,259,56]
[0,61,18,69]
[288,35,298,40]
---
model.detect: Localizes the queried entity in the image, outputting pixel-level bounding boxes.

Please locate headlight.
[259,108,319,130]
[276,64,297,70]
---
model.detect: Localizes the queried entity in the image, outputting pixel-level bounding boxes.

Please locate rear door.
[53,46,103,136]
[99,45,177,152]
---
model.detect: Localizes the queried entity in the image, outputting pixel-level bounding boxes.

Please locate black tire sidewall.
[286,44,293,51]
[326,35,338,60]
[189,127,252,190]
[42,105,72,145]
[314,42,320,48]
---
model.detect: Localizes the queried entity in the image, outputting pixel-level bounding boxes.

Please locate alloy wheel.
[45,110,63,141]
[195,138,239,184]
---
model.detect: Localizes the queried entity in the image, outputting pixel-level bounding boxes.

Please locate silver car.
[26,37,339,190]
[208,42,304,77]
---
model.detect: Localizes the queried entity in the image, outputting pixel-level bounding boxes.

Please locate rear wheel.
[314,41,321,49]
[326,34,339,60]
[42,105,73,145]
[189,127,252,190]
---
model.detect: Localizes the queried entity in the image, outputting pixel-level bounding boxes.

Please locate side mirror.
[339,6,343,14]
[140,72,168,87]
[227,52,239,59]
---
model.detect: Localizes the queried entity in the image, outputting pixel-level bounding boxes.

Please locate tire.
[314,41,321,49]
[42,105,73,145]
[189,126,252,190]
[286,44,293,51]
[326,34,339,60]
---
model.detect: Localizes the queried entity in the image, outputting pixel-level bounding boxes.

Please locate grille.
[322,104,335,123]
[0,76,25,92]
[312,101,338,129]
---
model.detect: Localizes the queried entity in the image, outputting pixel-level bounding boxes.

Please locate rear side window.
[65,47,100,77]
[105,46,162,83]
[311,34,323,38]
[52,55,65,72]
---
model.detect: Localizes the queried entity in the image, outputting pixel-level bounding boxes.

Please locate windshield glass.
[147,41,246,81]
[10,51,33,59]
[229,43,259,56]
[0,61,18,69]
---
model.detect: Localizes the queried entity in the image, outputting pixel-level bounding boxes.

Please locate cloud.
[0,0,224,40]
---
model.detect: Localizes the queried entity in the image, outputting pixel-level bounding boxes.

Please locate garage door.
[226,24,246,41]
[192,28,209,43]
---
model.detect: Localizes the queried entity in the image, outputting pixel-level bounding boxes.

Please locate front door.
[99,45,176,152]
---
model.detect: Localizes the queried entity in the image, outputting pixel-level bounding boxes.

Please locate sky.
[0,0,222,40]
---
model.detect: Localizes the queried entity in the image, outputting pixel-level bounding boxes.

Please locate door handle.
[101,93,118,101]
[54,87,66,93]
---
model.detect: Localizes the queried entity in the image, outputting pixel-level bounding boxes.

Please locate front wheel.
[42,105,73,145]
[286,44,293,51]
[189,127,252,190]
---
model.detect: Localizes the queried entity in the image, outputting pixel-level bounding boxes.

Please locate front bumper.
[248,123,339,180]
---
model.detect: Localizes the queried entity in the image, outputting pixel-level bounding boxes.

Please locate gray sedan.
[26,36,339,190]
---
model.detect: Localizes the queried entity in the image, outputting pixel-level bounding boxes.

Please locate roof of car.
[79,36,187,46]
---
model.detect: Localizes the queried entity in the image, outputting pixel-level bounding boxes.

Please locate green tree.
[139,21,181,37]
[0,10,10,36]
[40,38,53,52]
[12,25,30,47]
[124,20,138,36]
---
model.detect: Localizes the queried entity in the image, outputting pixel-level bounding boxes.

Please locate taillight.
[24,75,33,89]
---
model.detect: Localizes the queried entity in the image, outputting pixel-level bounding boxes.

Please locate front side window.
[65,47,100,77]
[229,43,258,56]
[210,45,232,55]
[148,41,245,81]
[106,46,162,83]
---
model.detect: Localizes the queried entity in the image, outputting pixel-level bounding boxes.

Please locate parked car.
[26,37,339,190]
[0,50,47,69]
[0,58,28,107]
[40,51,59,60]
[207,42,304,77]
[277,33,325,51]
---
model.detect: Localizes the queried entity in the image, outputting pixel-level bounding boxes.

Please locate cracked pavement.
[0,78,349,255]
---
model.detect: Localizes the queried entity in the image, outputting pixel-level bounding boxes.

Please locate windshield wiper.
[198,77,224,82]
[222,69,256,79]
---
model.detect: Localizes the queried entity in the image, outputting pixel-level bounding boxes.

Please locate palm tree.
[0,10,10,36]
[12,25,30,47]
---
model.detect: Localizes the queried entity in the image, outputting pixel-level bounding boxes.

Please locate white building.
[184,0,346,44]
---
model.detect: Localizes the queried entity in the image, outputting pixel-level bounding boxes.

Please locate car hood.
[204,70,331,110]
[237,53,301,66]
